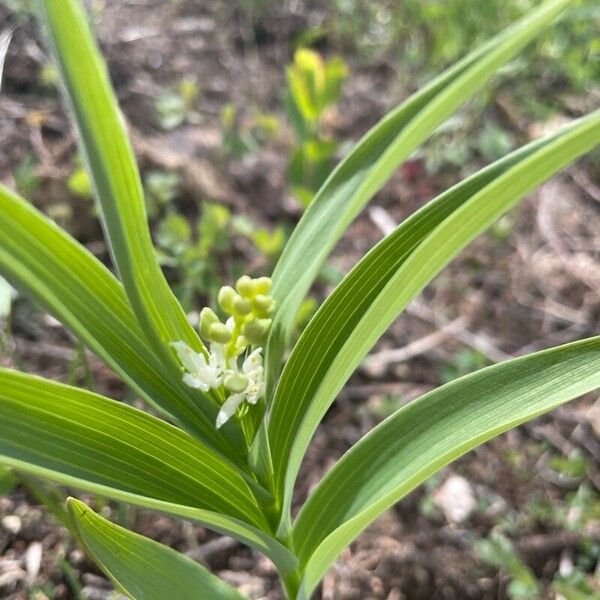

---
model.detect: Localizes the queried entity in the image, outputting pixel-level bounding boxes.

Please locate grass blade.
[38,0,204,364]
[68,498,246,600]
[268,111,600,526]
[10,458,296,573]
[266,0,571,385]
[0,184,246,460]
[293,336,600,597]
[0,369,266,529]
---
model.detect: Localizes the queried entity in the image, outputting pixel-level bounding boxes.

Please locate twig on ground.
[537,181,600,295]
[339,382,434,403]
[568,166,600,204]
[368,205,511,364]
[362,316,468,372]
[185,536,239,563]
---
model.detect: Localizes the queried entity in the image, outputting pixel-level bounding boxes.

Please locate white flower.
[215,392,245,429]
[240,347,264,405]
[171,340,265,430]
[216,347,265,428]
[170,341,224,392]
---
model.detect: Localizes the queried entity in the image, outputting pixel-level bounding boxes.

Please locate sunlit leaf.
[0,185,246,460]
[267,0,571,388]
[269,111,600,526]
[69,499,246,600]
[294,336,600,597]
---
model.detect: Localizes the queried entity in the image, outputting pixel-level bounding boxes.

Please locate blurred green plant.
[155,203,233,310]
[155,77,201,130]
[421,110,515,174]
[553,570,600,600]
[285,48,347,207]
[13,154,40,199]
[439,348,490,383]
[67,166,92,199]
[143,170,181,217]
[220,103,280,159]
[38,62,59,87]
[231,214,286,263]
[476,531,541,599]
[327,0,599,117]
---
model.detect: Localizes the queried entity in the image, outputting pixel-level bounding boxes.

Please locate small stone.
[433,474,476,524]
[1,515,21,534]
[25,541,43,582]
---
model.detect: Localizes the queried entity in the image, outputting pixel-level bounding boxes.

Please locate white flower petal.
[170,341,207,375]
[216,393,245,429]
[209,343,227,371]
[182,373,210,392]
[242,347,263,374]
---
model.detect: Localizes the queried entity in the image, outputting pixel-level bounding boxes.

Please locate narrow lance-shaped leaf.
[68,499,246,600]
[0,369,298,573]
[269,111,600,527]
[0,369,267,528]
[0,185,246,460]
[38,0,205,373]
[266,0,571,386]
[293,336,600,598]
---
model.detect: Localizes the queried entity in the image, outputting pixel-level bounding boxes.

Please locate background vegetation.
[0,0,599,598]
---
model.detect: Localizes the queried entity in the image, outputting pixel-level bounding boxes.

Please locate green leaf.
[0,184,245,460]
[38,0,204,364]
[293,337,600,597]
[267,0,571,386]
[268,111,600,525]
[0,369,297,572]
[68,499,246,600]
[0,369,265,526]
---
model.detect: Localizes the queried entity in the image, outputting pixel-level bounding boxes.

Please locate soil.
[1,1,599,599]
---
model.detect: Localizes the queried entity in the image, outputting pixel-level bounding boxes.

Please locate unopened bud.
[208,323,232,344]
[199,307,220,340]
[253,276,272,295]
[242,318,271,344]
[252,294,275,318]
[224,372,249,393]
[233,296,252,316]
[217,286,237,314]
[235,275,254,298]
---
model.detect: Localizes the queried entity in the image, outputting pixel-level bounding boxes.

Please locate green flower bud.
[217,286,237,314]
[199,307,220,340]
[252,294,275,318]
[208,322,231,344]
[253,276,272,295]
[233,296,252,316]
[235,275,254,298]
[232,335,249,355]
[242,318,271,344]
[223,372,249,393]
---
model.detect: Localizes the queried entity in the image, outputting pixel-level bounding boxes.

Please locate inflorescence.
[171,276,275,429]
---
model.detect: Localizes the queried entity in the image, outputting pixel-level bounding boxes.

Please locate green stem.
[281,567,301,600]
[277,527,302,600]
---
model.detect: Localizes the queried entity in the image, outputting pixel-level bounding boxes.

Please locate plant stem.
[281,566,301,600]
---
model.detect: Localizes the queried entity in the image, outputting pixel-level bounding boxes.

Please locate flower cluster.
[171,276,275,429]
